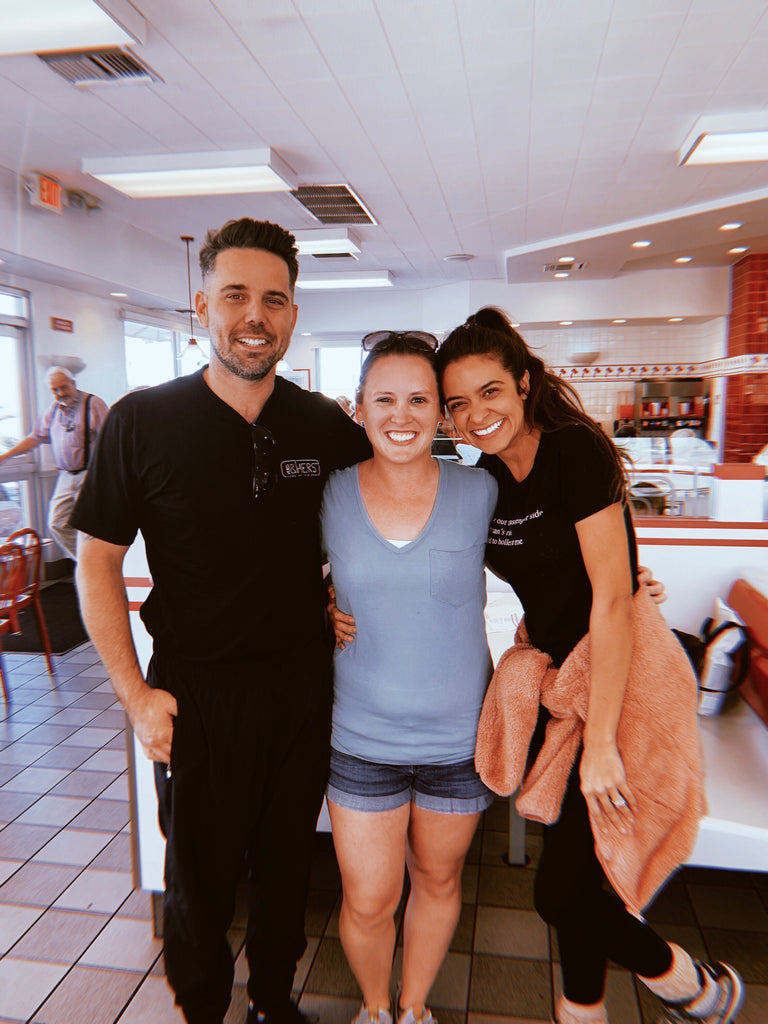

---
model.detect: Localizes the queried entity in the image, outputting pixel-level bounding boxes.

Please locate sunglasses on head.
[361,330,439,353]
[250,423,277,500]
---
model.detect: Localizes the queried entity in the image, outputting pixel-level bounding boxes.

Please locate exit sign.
[27,172,63,214]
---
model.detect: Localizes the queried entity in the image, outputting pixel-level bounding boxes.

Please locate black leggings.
[533,756,673,1005]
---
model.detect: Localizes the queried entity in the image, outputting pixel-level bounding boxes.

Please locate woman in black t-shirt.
[435,309,743,1024]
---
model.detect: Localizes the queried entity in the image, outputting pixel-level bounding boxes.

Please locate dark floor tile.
[0,720,36,742]
[87,710,127,730]
[0,742,52,765]
[116,888,154,920]
[465,829,482,865]
[305,888,339,937]
[482,798,512,833]
[0,822,58,860]
[740,983,768,1024]
[33,746,95,770]
[31,964,140,1024]
[0,861,82,907]
[687,885,768,932]
[89,833,132,871]
[0,790,39,824]
[304,936,361,998]
[4,706,54,726]
[68,693,118,711]
[50,770,118,799]
[701,927,768,984]
[12,907,110,963]
[468,954,551,1019]
[0,762,22,785]
[644,880,697,926]
[449,902,476,953]
[20,723,81,745]
[651,923,708,964]
[682,866,757,888]
[477,864,535,910]
[68,799,130,833]
[309,836,342,891]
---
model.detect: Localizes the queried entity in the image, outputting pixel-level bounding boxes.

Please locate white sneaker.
[658,962,744,1024]
[352,1006,393,1024]
[397,1009,436,1024]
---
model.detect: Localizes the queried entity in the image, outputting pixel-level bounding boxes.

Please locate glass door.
[0,326,33,536]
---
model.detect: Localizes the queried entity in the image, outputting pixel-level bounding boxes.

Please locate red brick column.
[724,254,768,462]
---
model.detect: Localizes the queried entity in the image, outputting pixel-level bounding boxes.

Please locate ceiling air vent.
[38,48,162,87]
[543,261,587,273]
[291,185,376,225]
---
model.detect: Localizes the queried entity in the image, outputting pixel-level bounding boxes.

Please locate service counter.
[123,516,768,898]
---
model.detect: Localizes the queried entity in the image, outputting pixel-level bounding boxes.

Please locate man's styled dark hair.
[198,218,299,289]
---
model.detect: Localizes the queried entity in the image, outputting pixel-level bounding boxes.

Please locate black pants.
[152,646,333,1024]
[533,754,673,1005]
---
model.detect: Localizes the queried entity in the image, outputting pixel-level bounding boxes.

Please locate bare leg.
[399,807,481,1014]
[329,800,410,1012]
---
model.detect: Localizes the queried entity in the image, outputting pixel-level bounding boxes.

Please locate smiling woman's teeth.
[474,419,504,437]
[388,431,416,442]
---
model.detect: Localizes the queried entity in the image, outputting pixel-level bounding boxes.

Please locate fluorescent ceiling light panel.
[82,148,296,198]
[293,229,361,256]
[681,130,768,165]
[296,271,393,291]
[0,0,145,55]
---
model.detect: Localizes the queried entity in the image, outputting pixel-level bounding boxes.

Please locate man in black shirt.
[72,219,370,1024]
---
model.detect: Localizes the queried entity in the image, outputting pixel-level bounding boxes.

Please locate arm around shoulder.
[75,534,177,762]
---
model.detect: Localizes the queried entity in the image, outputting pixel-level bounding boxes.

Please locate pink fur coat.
[475,585,706,916]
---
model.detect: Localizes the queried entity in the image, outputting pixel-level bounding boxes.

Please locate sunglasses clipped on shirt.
[250,423,277,500]
[360,330,439,353]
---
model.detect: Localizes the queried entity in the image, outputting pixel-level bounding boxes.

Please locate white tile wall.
[524,319,727,425]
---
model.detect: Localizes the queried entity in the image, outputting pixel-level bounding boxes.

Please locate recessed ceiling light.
[612,319,627,324]
[443,253,476,262]
[560,321,573,326]
[719,222,743,231]
[558,256,576,263]
[674,257,693,264]
[300,332,312,336]
[510,323,520,328]
[554,272,570,278]
[110,291,128,298]
[631,240,652,248]
[729,246,749,254]
[669,317,685,323]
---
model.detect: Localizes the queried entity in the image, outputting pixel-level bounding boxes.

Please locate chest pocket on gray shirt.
[429,544,485,608]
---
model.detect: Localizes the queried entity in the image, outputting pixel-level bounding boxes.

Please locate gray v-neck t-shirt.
[321,459,498,764]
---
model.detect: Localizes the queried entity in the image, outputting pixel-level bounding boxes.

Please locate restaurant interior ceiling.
[1,0,768,313]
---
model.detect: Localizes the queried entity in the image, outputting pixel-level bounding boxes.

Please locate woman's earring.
[360,420,365,427]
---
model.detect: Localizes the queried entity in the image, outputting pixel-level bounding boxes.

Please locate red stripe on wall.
[639,537,768,547]
[124,576,152,586]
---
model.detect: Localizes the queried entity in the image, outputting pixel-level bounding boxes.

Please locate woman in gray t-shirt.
[320,333,497,1024]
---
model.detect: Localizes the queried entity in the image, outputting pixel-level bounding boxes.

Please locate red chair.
[4,528,55,676]
[0,543,25,700]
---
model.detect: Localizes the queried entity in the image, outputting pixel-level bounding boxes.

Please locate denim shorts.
[327,747,495,815]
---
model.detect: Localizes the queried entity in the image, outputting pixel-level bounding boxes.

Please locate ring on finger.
[610,796,628,808]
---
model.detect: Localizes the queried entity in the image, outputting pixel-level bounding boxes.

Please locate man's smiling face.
[195,247,298,383]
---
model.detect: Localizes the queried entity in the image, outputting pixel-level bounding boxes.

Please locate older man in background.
[0,366,108,559]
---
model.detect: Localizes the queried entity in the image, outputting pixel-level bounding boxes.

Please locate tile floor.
[1,643,767,1024]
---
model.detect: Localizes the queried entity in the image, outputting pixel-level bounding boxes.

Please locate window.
[318,346,362,403]
[123,319,209,390]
